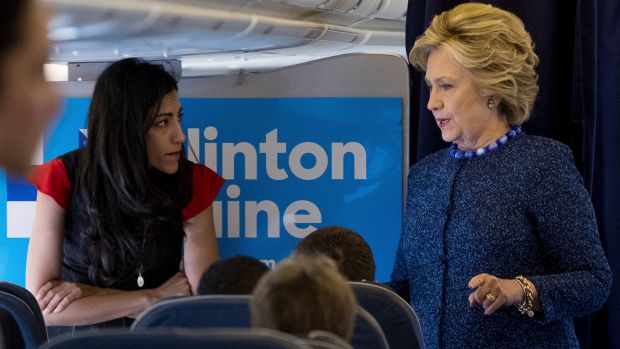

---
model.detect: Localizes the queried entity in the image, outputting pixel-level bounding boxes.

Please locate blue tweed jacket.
[389,133,612,348]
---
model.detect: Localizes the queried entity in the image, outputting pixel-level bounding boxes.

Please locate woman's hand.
[36,280,96,314]
[151,271,191,303]
[467,273,524,315]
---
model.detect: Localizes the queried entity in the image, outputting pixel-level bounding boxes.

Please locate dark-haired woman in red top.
[26,58,224,334]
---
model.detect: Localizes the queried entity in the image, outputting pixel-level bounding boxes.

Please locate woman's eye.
[156,119,169,127]
[439,84,452,90]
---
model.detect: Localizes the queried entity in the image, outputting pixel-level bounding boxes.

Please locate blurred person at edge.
[0,1,58,347]
[0,0,58,176]
[388,3,612,348]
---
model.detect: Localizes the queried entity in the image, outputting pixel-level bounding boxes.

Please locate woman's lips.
[436,118,450,128]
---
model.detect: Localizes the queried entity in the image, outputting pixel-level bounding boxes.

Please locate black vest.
[59,149,190,290]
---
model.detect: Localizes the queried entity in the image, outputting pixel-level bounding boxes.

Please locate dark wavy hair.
[293,226,376,281]
[0,0,30,91]
[198,256,269,295]
[78,58,191,286]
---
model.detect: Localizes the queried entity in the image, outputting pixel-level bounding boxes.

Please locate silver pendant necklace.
[137,228,146,288]
[137,266,144,288]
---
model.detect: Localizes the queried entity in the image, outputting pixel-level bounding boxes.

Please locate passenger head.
[86,58,182,175]
[198,255,269,295]
[294,226,375,281]
[251,255,357,340]
[409,2,539,125]
[0,0,58,176]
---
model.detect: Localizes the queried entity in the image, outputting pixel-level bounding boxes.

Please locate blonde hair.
[409,3,539,124]
[250,255,357,340]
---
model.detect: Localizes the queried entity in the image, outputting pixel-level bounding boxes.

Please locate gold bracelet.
[515,275,535,317]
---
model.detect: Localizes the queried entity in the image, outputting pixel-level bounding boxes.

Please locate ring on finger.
[485,293,496,302]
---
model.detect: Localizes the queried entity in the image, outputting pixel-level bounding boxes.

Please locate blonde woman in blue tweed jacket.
[388,3,612,348]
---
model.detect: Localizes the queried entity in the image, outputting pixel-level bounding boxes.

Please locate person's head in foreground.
[198,255,269,295]
[251,255,357,341]
[294,225,375,281]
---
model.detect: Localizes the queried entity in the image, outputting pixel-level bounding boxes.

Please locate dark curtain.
[405,1,619,348]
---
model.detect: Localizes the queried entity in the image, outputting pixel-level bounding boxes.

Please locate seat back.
[305,330,352,349]
[1,308,25,349]
[351,307,389,349]
[0,291,48,349]
[0,282,45,325]
[131,295,251,330]
[350,281,424,349]
[41,328,312,349]
[131,294,387,349]
[303,338,349,349]
[0,282,46,336]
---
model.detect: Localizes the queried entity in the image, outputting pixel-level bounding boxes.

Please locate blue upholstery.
[1,308,25,349]
[131,294,387,349]
[0,282,47,340]
[304,338,350,349]
[0,282,45,329]
[306,330,352,349]
[351,307,389,349]
[130,295,252,330]
[40,328,312,349]
[0,291,48,349]
[350,282,424,349]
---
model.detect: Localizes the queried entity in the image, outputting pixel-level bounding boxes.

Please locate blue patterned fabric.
[389,133,612,348]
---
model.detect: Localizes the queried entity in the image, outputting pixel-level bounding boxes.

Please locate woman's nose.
[427,88,442,111]
[172,122,186,144]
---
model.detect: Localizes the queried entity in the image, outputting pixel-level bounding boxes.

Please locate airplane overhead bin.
[276,0,407,20]
[42,0,406,76]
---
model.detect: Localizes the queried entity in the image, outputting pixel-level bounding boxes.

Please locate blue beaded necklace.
[448,126,522,159]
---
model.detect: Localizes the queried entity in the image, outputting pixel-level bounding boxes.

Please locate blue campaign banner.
[0,98,90,286]
[0,97,403,285]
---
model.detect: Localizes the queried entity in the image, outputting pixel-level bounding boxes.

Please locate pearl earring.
[487,98,496,110]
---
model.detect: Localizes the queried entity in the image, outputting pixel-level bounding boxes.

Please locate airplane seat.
[40,328,312,349]
[350,281,424,349]
[351,307,390,349]
[0,290,48,349]
[130,295,252,330]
